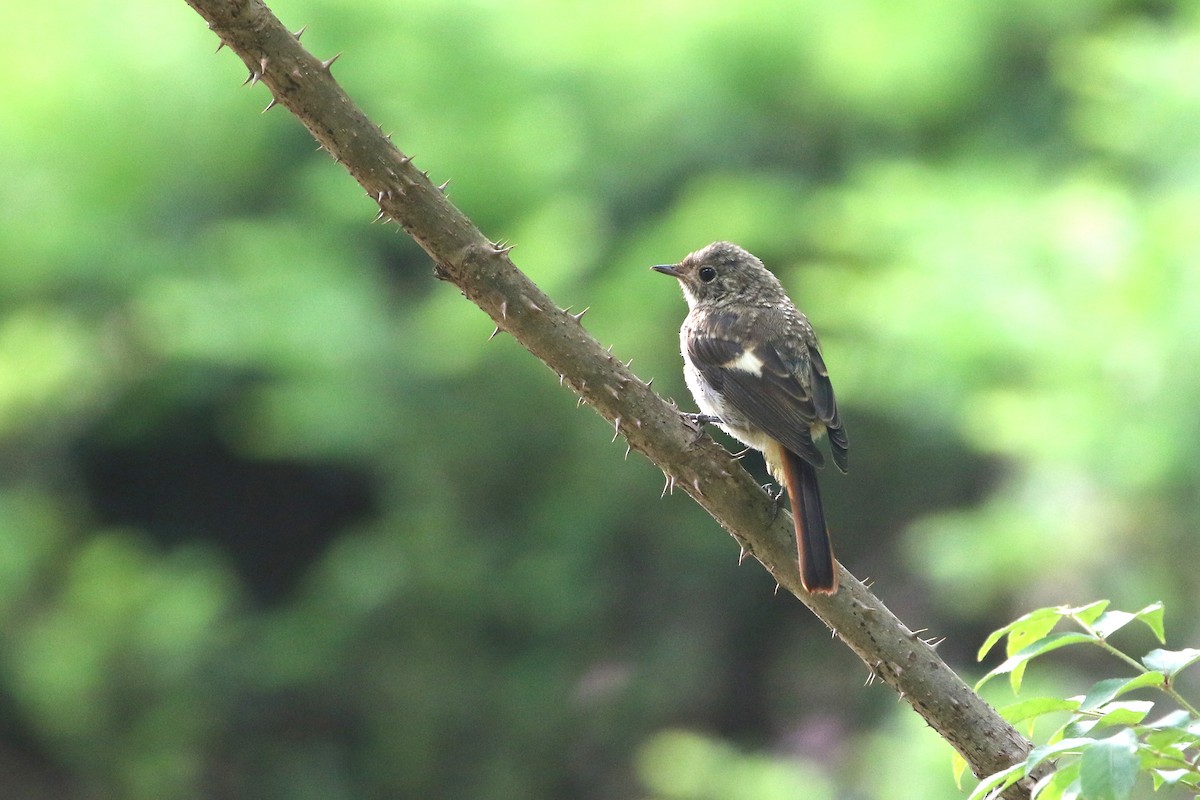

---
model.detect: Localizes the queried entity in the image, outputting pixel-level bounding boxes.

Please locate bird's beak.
[651,264,681,277]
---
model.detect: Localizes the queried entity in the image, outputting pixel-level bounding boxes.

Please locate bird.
[652,241,848,593]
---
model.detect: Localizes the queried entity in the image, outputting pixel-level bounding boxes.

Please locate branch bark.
[183,0,1035,793]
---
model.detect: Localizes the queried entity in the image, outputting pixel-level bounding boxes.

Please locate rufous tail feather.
[781,449,838,594]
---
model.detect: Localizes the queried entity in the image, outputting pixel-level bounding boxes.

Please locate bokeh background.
[2,0,1199,797]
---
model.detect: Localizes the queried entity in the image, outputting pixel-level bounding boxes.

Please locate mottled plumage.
[653,242,847,593]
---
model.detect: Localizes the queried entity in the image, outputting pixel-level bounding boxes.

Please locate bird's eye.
[698,266,717,283]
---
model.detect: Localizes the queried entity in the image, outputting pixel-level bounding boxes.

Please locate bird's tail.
[780,449,838,594]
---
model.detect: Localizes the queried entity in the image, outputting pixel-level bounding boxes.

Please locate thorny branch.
[183,0,1037,794]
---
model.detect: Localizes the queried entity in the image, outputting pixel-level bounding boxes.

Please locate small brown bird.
[653,242,848,593]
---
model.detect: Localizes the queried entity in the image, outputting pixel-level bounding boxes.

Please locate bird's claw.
[762,483,786,520]
[680,412,722,444]
[680,412,721,431]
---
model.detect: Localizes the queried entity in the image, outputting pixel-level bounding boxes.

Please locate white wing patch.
[726,348,764,377]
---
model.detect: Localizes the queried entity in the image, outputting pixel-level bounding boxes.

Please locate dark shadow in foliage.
[77,368,378,604]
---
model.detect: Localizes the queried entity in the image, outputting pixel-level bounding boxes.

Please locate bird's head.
[652,241,784,308]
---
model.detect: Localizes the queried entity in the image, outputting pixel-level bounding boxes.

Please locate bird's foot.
[680,412,721,443]
[761,483,787,520]
[680,412,721,430]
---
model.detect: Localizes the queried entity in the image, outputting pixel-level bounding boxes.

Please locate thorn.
[215,40,226,53]
[376,190,389,203]
[437,179,451,192]
[909,628,928,638]
[559,374,565,386]
[524,297,541,312]
[320,52,342,71]
[624,443,632,460]
[607,344,614,353]
[692,477,702,495]
[262,96,278,113]
[489,325,501,340]
[293,24,307,40]
[577,396,585,408]
[738,547,748,565]
[500,299,508,319]
[611,418,622,443]
[623,358,634,368]
[606,384,620,399]
[571,307,590,322]
[634,419,642,428]
[643,377,653,389]
[372,209,387,223]
[243,71,259,86]
[259,57,269,74]
[660,472,676,498]
[399,155,414,165]
[897,692,906,703]
[493,242,515,256]
[773,583,781,596]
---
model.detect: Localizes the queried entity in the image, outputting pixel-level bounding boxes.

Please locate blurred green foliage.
[2,0,1200,797]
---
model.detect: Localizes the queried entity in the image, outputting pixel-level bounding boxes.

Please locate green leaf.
[1000,697,1079,726]
[1031,759,1080,800]
[1079,729,1139,800]
[1025,738,1097,772]
[952,751,969,790]
[1142,726,1192,751]
[1145,709,1193,729]
[1064,701,1154,739]
[1090,603,1164,641]
[1063,717,1099,739]
[1090,611,1133,638]
[1077,672,1165,711]
[967,760,1027,800]
[1152,768,1199,788]
[1090,700,1154,730]
[976,632,1096,693]
[1141,647,1200,678]
[1134,602,1166,643]
[1077,679,1125,712]
[1068,600,1112,627]
[978,606,1063,661]
[1142,709,1197,743]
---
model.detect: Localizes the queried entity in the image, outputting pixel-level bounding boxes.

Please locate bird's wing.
[688,310,846,471]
